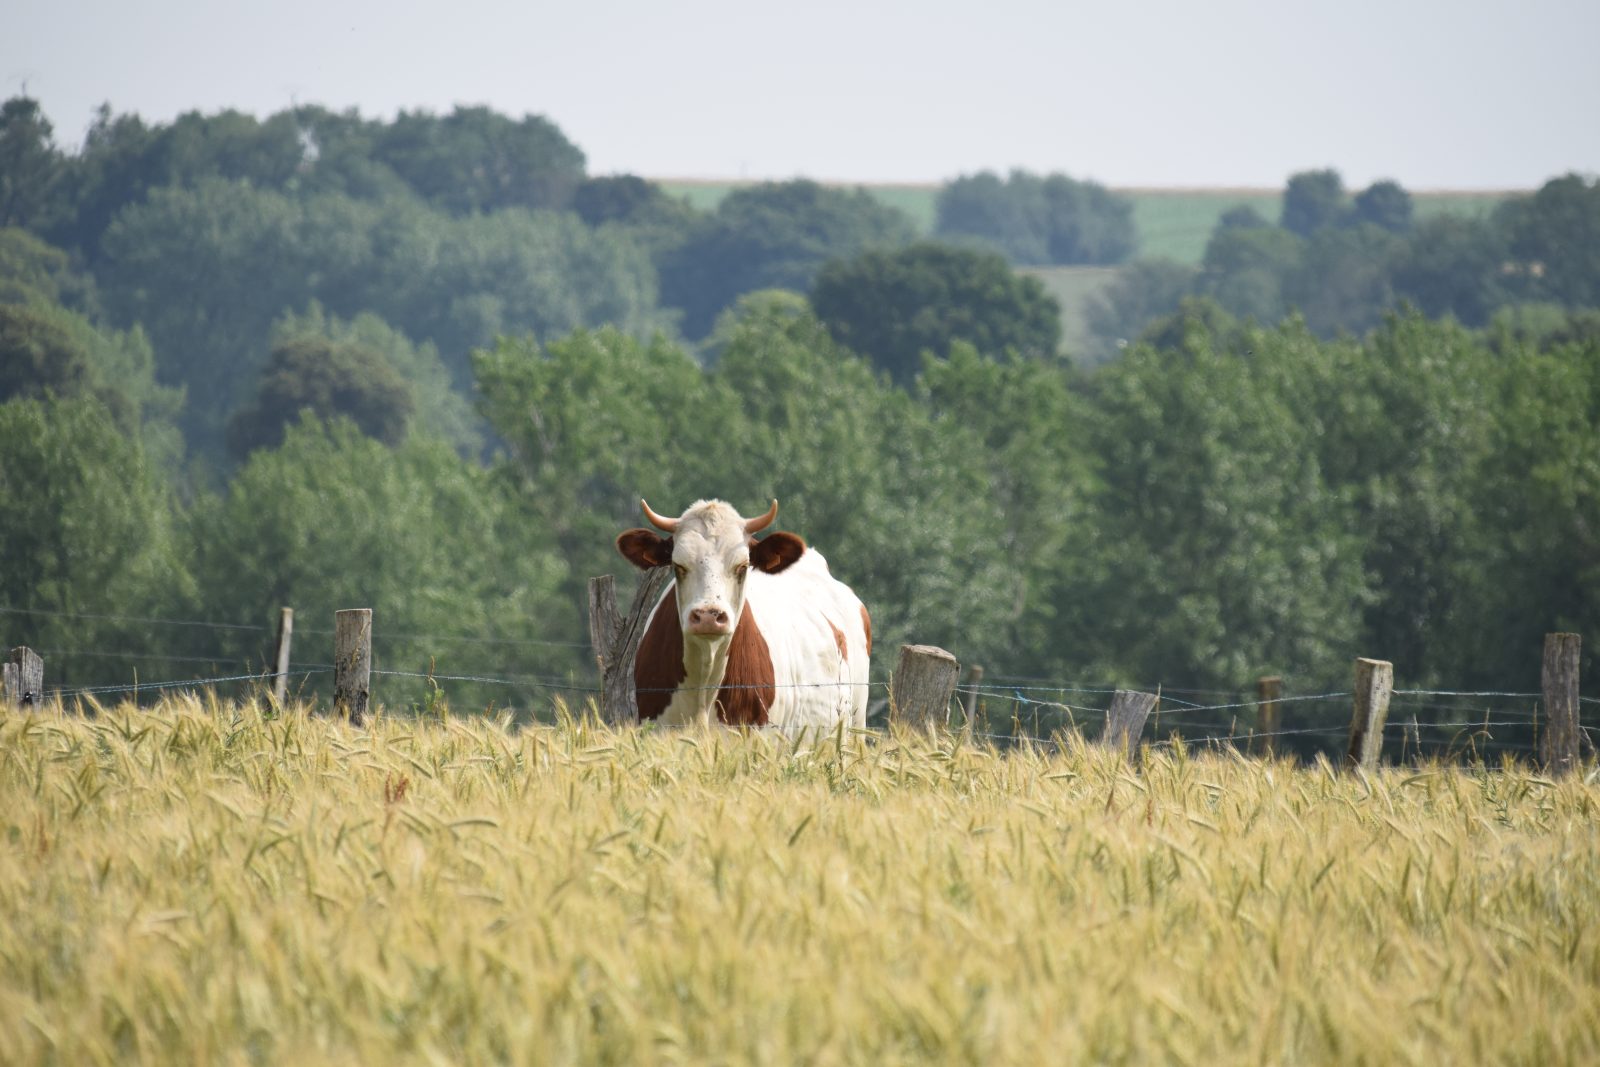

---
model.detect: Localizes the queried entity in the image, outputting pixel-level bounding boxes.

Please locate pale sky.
[9,0,1598,190]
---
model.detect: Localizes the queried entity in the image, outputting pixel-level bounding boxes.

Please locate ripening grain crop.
[1,696,1597,1065]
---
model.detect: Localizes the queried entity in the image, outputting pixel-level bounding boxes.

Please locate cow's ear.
[751,531,806,574]
[617,529,674,570]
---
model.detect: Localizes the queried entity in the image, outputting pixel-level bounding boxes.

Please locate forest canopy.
[1,95,1596,741]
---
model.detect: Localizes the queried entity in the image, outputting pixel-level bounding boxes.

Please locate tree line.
[1,96,1596,739]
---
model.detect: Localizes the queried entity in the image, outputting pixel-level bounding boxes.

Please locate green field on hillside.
[657,181,1512,266]
[3,698,1596,1064]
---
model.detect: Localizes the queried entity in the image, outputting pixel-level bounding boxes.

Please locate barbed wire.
[51,669,330,699]
[1,605,267,632]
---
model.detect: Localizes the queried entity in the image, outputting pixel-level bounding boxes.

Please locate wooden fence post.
[1101,689,1157,759]
[962,664,985,722]
[3,647,44,710]
[334,609,372,727]
[1346,657,1393,771]
[271,607,294,708]
[1255,675,1283,756]
[890,645,959,733]
[588,567,671,725]
[1540,632,1581,777]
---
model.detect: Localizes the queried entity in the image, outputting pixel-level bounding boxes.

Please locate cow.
[615,498,871,730]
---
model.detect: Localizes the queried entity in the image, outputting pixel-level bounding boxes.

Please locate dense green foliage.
[658,179,918,339]
[1088,169,1600,360]
[809,243,1064,382]
[935,170,1136,266]
[0,96,1597,742]
[227,336,414,457]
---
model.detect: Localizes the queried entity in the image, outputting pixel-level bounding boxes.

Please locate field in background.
[657,180,1513,266]
[1016,265,1121,359]
[3,698,1597,1063]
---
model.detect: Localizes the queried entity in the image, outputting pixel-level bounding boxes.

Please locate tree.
[1283,223,1400,336]
[659,180,917,339]
[1445,330,1600,692]
[1198,223,1303,323]
[1280,169,1346,238]
[0,303,92,402]
[372,106,586,214]
[0,97,68,233]
[934,169,1135,265]
[227,336,414,457]
[918,341,1097,670]
[187,418,572,709]
[0,394,192,686]
[1352,180,1414,233]
[0,226,94,308]
[1496,173,1600,309]
[1077,317,1371,692]
[1387,215,1508,326]
[809,242,1062,382]
[270,305,482,455]
[96,179,664,457]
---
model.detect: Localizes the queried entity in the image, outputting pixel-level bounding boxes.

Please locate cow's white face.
[617,499,805,639]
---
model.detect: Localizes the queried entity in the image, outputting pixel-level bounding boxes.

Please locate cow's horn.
[745,499,779,534]
[640,499,679,532]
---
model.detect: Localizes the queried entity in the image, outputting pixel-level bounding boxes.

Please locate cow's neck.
[680,634,732,727]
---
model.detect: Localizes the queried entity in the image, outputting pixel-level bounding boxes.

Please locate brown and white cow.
[615,498,871,729]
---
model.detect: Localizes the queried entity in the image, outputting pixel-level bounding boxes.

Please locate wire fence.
[5,603,1592,767]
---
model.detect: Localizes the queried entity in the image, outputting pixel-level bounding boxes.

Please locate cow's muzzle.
[686,606,732,636]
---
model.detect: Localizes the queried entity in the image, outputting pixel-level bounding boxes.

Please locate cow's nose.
[687,607,731,634]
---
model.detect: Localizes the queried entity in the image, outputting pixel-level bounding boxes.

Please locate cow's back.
[746,549,870,729]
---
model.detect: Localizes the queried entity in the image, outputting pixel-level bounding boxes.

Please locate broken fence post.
[3,646,44,710]
[890,645,959,733]
[272,607,294,708]
[1101,689,1157,758]
[1346,657,1393,771]
[1540,632,1581,777]
[333,608,372,727]
[1255,675,1283,756]
[588,567,671,725]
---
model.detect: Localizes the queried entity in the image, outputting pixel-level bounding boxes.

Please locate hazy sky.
[9,0,1598,190]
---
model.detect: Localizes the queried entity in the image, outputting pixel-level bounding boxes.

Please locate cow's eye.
[673,564,688,580]
[735,563,749,580]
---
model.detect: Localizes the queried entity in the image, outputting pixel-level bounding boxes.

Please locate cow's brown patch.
[717,604,774,725]
[635,589,686,720]
[828,619,848,662]
[860,604,872,655]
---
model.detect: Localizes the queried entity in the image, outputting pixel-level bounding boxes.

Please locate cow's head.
[616,498,806,637]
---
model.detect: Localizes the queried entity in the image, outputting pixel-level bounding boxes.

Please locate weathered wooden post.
[3,647,44,710]
[1346,657,1393,771]
[890,645,959,733]
[333,608,372,727]
[961,664,985,722]
[1540,632,1581,777]
[588,567,671,725]
[1101,689,1158,759]
[271,607,294,707]
[1255,675,1283,756]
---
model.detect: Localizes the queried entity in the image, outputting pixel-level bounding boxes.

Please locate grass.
[1015,265,1121,359]
[656,180,1515,266]
[3,695,1597,1064]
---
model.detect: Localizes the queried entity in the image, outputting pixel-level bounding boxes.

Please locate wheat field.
[1,696,1596,1065]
